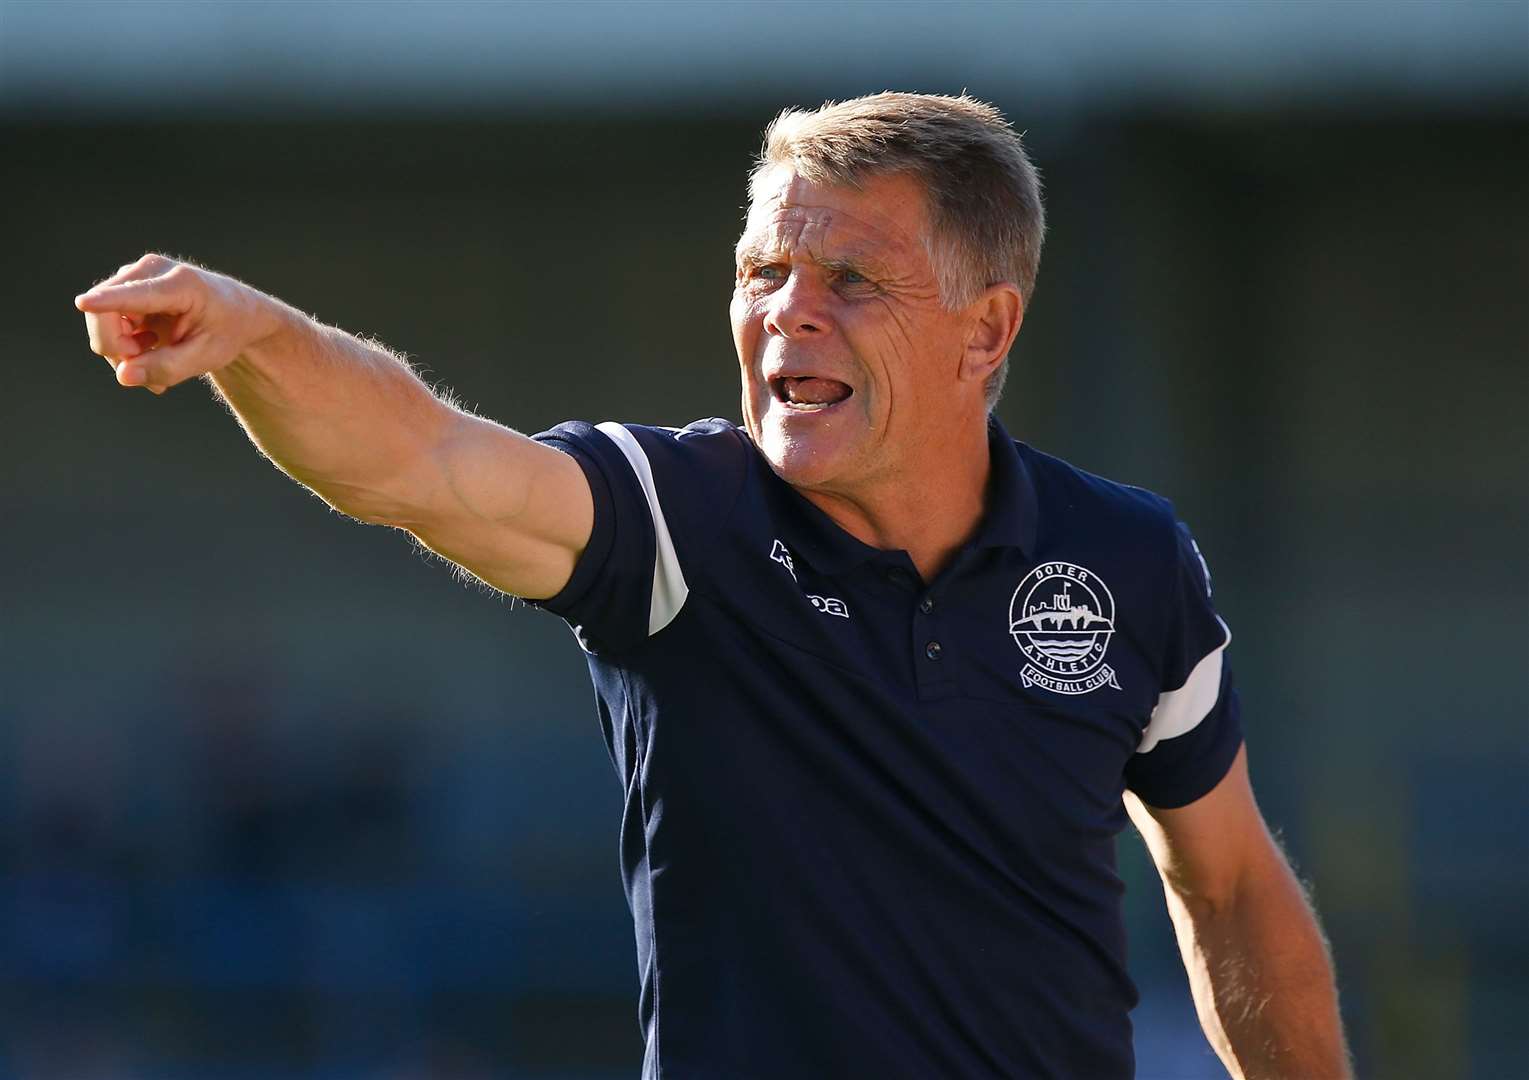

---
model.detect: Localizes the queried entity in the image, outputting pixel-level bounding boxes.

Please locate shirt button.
[924,640,942,661]
[919,595,935,614]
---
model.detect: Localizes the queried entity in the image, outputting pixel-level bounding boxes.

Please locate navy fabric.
[532,417,1242,1079]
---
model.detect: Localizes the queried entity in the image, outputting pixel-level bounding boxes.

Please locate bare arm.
[76,254,591,599]
[1126,746,1352,1079]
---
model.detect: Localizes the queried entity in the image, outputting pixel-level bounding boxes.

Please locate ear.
[959,283,1024,387]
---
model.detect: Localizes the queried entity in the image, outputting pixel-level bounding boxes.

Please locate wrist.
[228,290,311,378]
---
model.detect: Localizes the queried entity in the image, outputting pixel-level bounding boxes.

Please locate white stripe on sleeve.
[1137,617,1231,755]
[595,422,690,636]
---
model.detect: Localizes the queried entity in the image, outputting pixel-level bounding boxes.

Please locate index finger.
[75,276,195,316]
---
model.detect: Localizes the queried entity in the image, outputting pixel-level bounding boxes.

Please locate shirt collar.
[972,415,1040,558]
[761,464,883,576]
[754,415,1039,575]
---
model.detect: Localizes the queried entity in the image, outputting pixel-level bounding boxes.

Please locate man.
[76,93,1350,1078]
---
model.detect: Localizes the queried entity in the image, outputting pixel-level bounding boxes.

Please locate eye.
[841,269,867,285]
[740,262,788,290]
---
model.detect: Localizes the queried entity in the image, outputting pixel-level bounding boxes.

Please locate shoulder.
[599,418,753,516]
[1020,442,1180,559]
[536,417,750,493]
[537,416,744,452]
[620,417,752,465]
[535,414,756,565]
[527,417,757,653]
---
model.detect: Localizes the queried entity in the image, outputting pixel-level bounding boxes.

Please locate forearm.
[211,297,456,523]
[1167,860,1351,1079]
[78,254,593,598]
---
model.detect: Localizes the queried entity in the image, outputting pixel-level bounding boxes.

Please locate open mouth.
[770,376,854,412]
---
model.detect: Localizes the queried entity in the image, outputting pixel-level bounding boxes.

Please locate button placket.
[911,584,955,701]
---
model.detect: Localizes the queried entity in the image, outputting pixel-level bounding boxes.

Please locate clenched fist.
[76,254,279,395]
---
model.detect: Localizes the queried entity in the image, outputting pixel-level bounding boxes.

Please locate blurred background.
[2,1,1525,1077]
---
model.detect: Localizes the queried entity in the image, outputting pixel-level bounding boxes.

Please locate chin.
[753,415,855,492]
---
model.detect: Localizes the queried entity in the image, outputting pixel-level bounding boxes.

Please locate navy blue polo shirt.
[532,416,1241,1079]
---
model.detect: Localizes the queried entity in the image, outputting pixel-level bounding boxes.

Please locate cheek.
[857,321,920,397]
[880,312,959,388]
[729,292,745,340]
[730,294,761,362]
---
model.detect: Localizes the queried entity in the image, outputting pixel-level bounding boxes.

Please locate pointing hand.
[76,254,276,395]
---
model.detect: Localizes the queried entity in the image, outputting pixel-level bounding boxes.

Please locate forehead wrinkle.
[737,214,905,280]
[750,167,935,245]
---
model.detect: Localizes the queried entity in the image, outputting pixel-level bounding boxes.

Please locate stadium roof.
[4,0,1525,118]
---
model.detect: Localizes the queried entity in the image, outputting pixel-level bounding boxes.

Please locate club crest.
[1009,561,1121,695]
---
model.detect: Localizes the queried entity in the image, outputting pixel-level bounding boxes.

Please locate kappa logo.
[807,594,850,618]
[770,540,850,619]
[769,539,798,581]
[1009,561,1120,695]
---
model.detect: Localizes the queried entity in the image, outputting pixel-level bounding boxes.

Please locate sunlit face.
[730,169,975,497]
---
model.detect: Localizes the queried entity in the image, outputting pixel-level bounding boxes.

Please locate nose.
[762,271,831,339]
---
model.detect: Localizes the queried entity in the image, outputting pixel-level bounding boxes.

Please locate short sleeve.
[1124,521,1244,808]
[530,418,746,656]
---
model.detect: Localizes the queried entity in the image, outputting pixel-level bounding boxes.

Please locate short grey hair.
[748,92,1046,409]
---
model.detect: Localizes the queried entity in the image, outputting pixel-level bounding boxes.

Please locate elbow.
[286,468,415,528]
[1164,855,1262,927]
[337,498,402,528]
[1174,881,1240,927]
[334,488,427,529]
[1172,847,1302,933]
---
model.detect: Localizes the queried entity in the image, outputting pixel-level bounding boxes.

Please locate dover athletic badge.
[1009,561,1121,695]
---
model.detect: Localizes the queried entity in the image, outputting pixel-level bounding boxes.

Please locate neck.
[798,417,993,582]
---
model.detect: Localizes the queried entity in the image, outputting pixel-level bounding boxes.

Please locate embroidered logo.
[770,539,850,619]
[1009,561,1120,694]
[808,595,849,619]
[770,539,798,581]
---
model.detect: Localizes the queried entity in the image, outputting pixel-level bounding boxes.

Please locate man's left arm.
[1126,744,1353,1080]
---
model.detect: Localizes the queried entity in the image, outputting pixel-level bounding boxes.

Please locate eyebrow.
[734,240,889,279]
[734,240,775,267]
